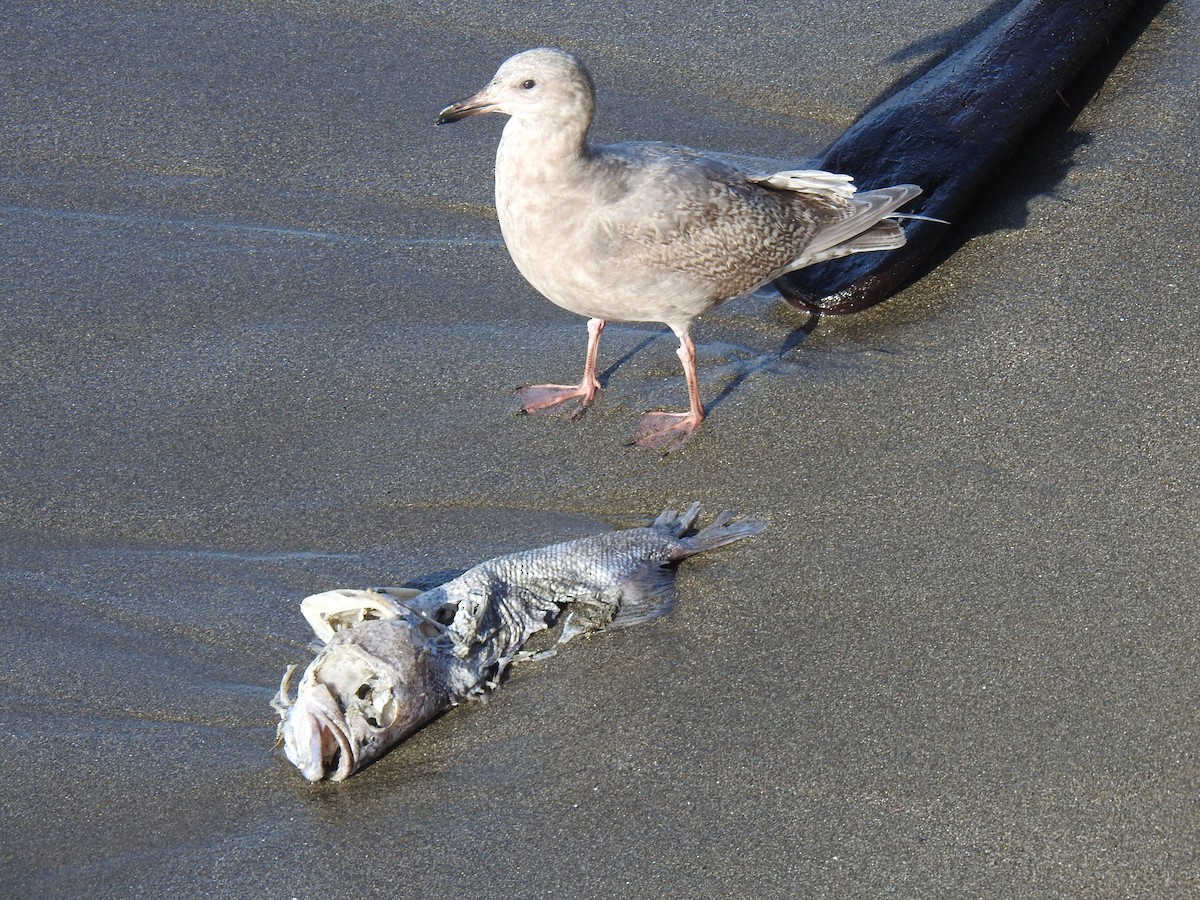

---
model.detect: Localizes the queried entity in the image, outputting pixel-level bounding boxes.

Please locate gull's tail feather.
[796,184,924,263]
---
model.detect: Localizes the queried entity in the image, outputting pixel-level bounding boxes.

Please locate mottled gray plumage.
[437,48,923,450]
[274,504,765,781]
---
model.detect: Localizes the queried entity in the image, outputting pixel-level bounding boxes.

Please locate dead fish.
[272,504,765,781]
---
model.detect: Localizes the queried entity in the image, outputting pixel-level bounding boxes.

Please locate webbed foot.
[516,382,598,419]
[633,410,702,453]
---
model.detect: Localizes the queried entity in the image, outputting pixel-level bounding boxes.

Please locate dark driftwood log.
[774,0,1145,315]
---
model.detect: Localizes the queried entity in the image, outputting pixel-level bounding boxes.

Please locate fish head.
[436,47,595,127]
[276,620,445,781]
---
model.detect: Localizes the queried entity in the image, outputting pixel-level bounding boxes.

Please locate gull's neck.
[496,111,593,187]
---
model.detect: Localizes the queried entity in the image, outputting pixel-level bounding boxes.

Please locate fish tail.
[653,503,767,547]
[678,507,767,554]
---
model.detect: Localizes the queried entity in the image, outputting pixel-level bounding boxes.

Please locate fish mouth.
[282,682,357,782]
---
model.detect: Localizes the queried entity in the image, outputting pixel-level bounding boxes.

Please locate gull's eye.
[521,79,536,90]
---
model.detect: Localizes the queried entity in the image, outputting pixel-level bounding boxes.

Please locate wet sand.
[3,1,1198,895]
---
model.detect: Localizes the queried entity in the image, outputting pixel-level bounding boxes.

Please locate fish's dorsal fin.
[299,586,421,643]
[652,501,702,536]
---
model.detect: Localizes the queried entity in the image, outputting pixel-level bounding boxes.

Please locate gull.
[437,48,922,451]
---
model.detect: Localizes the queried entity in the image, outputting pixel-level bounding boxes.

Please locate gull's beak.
[436,88,496,124]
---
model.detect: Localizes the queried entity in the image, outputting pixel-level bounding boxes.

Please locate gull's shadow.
[703,310,821,414]
[599,332,661,386]
[596,311,820,419]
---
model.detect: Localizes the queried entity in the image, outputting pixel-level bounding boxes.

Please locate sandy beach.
[3,0,1197,895]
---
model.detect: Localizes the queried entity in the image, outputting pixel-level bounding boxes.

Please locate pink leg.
[517,318,605,418]
[634,329,705,452]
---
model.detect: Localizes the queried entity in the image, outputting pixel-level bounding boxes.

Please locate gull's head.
[436,48,595,127]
